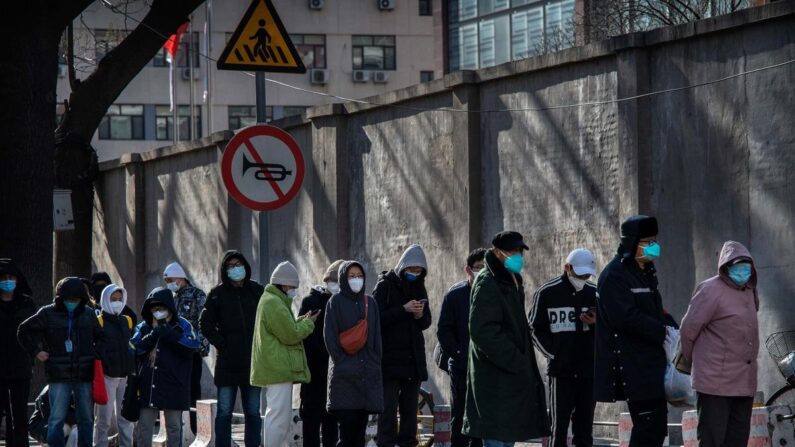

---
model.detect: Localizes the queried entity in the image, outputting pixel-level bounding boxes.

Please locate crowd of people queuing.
[0,214,761,447]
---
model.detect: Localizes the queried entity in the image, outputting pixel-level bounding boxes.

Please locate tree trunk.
[54,0,205,284]
[0,13,60,304]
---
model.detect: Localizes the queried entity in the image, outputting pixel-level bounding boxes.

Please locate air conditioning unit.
[181,67,201,81]
[309,0,324,9]
[352,70,370,82]
[372,71,389,83]
[378,0,396,10]
[310,68,329,85]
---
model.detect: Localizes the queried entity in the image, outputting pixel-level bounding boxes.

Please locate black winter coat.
[436,281,472,374]
[298,287,333,411]
[18,299,102,383]
[0,259,37,380]
[529,274,596,378]
[98,311,136,378]
[595,253,667,403]
[130,289,200,410]
[373,270,432,381]
[199,250,264,387]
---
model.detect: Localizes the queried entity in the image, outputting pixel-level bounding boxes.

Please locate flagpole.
[171,56,178,145]
[188,16,196,141]
[205,0,213,135]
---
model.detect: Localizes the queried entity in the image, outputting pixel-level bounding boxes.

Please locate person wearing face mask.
[324,261,384,447]
[297,259,345,447]
[93,284,135,447]
[251,261,318,447]
[89,272,137,325]
[679,241,759,447]
[529,248,598,447]
[199,251,264,447]
[163,261,208,435]
[0,259,37,447]
[436,248,486,447]
[18,277,104,447]
[130,287,200,447]
[372,244,432,447]
[595,215,669,447]
[463,231,550,447]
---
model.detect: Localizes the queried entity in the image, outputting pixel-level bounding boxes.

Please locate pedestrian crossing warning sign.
[217,0,306,73]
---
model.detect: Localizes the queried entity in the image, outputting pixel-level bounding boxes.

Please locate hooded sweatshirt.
[324,261,384,413]
[0,259,37,380]
[98,285,135,378]
[130,288,200,410]
[680,241,759,397]
[199,250,264,386]
[373,244,432,380]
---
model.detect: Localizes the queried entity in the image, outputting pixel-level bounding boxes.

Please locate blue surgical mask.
[641,242,661,260]
[503,253,524,274]
[64,301,79,313]
[0,280,16,293]
[227,266,246,282]
[404,272,419,282]
[728,263,752,286]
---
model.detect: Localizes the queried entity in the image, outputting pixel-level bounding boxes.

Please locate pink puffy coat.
[680,241,759,397]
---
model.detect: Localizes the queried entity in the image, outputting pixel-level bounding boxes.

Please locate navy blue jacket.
[130,289,200,410]
[436,281,472,374]
[595,253,666,403]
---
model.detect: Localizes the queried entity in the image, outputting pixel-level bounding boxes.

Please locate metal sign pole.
[256,73,269,282]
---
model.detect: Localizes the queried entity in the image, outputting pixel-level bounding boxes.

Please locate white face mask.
[109,301,125,315]
[348,278,364,293]
[152,310,169,321]
[568,274,587,292]
[287,288,298,299]
[326,282,341,294]
[166,282,180,293]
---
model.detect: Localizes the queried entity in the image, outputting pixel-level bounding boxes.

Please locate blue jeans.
[47,382,93,447]
[483,440,514,447]
[216,385,262,447]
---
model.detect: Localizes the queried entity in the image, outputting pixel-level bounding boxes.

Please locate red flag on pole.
[164,22,190,61]
[165,22,189,115]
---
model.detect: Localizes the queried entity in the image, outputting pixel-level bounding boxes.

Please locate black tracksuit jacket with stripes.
[529,273,596,378]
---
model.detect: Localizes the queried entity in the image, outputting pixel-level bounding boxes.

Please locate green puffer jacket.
[250,284,315,386]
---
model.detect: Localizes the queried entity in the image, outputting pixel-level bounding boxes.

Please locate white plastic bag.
[663,327,696,407]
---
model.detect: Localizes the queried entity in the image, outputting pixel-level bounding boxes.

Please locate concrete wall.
[92,2,795,433]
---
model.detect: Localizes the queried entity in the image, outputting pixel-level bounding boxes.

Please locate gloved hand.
[153,322,171,337]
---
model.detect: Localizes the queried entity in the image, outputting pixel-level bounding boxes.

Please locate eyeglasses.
[226,262,244,268]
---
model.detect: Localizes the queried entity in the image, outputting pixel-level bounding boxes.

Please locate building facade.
[58,0,436,161]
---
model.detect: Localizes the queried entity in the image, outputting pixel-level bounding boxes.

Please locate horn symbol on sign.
[242,155,292,181]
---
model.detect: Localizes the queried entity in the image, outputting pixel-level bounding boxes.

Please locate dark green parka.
[463,249,550,442]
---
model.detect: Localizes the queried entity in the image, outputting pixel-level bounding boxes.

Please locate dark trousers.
[696,393,753,447]
[378,378,419,447]
[548,376,594,447]
[0,379,30,447]
[190,353,203,434]
[335,410,369,447]
[450,369,481,447]
[302,404,338,447]
[626,398,668,447]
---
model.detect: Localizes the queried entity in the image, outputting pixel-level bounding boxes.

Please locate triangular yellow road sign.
[217,0,306,73]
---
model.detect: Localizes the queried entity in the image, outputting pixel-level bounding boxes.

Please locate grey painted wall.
[92,2,795,435]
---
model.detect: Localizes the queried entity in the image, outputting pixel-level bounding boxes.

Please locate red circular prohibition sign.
[221,125,305,211]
